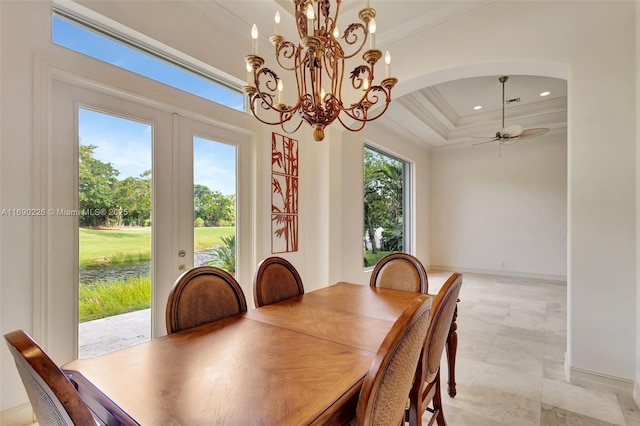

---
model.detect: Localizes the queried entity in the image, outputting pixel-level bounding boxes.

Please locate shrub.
[79,275,151,322]
[209,234,235,273]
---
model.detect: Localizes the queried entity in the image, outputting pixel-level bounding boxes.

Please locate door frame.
[34,53,257,364]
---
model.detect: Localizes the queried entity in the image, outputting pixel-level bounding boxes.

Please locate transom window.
[52,9,244,111]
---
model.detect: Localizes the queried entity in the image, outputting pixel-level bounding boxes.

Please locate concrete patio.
[78,309,151,358]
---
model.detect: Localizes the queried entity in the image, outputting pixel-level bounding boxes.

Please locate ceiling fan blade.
[471,135,499,139]
[518,128,550,140]
[500,137,520,145]
[472,138,499,146]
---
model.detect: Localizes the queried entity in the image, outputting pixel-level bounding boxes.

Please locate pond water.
[80,248,218,283]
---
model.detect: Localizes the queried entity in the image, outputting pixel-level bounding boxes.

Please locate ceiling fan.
[473,76,549,146]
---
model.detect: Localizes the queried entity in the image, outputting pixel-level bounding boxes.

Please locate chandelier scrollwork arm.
[273,39,299,71]
[244,0,396,142]
[341,23,368,59]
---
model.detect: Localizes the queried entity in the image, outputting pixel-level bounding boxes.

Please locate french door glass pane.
[193,137,237,273]
[77,108,152,358]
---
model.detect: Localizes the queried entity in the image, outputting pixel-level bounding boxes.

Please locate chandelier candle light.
[244,0,397,141]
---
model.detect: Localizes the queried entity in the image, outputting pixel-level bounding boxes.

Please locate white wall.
[1,1,51,416]
[430,135,567,279]
[636,0,640,404]
[376,0,636,385]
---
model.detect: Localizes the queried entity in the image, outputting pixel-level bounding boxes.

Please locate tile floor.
[426,270,640,426]
[75,271,640,425]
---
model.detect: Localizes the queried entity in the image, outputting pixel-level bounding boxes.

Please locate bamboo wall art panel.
[271,133,299,253]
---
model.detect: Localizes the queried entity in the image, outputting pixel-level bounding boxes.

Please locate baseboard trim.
[569,367,634,395]
[428,265,566,283]
[0,403,34,426]
[634,381,640,409]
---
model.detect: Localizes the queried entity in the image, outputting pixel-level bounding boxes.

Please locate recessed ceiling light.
[540,91,551,97]
[473,105,482,110]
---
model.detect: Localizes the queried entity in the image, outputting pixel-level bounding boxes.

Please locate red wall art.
[271,133,299,253]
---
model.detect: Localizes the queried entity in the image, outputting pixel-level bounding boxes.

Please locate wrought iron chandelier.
[244,0,397,142]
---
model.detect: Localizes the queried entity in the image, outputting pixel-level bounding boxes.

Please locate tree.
[79,144,119,227]
[113,170,151,226]
[363,148,404,254]
[194,184,235,227]
[78,146,233,229]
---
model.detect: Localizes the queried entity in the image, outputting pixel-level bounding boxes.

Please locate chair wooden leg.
[445,304,458,398]
[433,371,446,426]
[407,376,423,426]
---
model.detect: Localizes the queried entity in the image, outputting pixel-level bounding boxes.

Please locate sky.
[55,16,239,196]
[78,108,237,196]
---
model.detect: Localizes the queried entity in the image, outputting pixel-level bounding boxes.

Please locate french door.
[48,78,246,362]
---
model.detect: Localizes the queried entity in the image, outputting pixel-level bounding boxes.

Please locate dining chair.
[253,256,304,307]
[369,252,429,293]
[166,266,247,334]
[407,272,463,426]
[355,294,433,426]
[4,329,98,426]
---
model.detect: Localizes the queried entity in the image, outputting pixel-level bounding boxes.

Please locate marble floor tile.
[616,394,640,426]
[472,360,543,402]
[439,404,515,426]
[492,329,546,354]
[543,359,566,382]
[468,303,510,321]
[498,324,546,343]
[541,403,620,425]
[445,382,541,425]
[545,330,567,346]
[484,341,544,375]
[544,343,567,362]
[503,309,547,332]
[542,378,626,424]
[545,312,567,333]
[510,299,548,315]
[426,270,637,426]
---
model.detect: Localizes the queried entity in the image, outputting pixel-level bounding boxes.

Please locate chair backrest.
[4,330,97,426]
[422,272,462,384]
[369,253,428,293]
[356,295,432,426]
[166,266,247,334]
[253,256,304,307]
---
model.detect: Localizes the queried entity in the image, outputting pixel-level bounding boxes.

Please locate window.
[363,145,411,268]
[52,10,244,111]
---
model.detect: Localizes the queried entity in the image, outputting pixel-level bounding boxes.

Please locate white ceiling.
[386,75,567,149]
[190,1,567,150]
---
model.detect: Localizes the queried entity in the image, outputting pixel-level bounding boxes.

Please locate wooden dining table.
[63,282,425,425]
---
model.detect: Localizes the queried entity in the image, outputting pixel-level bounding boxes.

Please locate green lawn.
[194,226,235,251]
[79,226,235,266]
[79,226,235,321]
[80,228,150,266]
[364,250,393,268]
